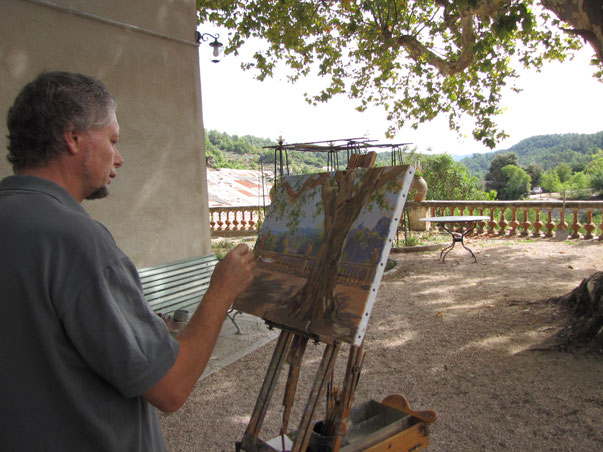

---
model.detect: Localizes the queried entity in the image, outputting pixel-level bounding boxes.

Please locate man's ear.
[63,130,80,155]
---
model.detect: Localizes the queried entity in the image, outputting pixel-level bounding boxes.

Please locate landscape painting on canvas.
[233,165,414,345]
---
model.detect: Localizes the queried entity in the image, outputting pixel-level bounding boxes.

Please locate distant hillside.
[204,129,330,174]
[461,131,603,176]
[206,129,603,179]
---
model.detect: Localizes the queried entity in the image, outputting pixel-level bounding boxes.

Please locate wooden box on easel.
[339,399,431,452]
[265,397,433,452]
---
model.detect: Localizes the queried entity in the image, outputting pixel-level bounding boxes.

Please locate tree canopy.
[499,164,531,199]
[484,152,519,192]
[524,163,543,187]
[419,153,488,200]
[198,0,602,148]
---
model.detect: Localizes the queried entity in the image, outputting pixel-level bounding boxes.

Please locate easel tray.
[339,399,429,452]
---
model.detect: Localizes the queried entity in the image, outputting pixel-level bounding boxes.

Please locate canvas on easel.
[233,165,414,345]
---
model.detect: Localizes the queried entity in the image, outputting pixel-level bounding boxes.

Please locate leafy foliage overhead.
[198,0,601,148]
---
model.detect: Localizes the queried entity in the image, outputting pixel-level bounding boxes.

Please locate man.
[0,71,255,451]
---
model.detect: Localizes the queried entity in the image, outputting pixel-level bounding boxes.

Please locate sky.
[198,37,603,157]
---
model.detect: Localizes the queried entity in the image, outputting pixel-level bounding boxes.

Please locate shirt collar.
[0,175,88,216]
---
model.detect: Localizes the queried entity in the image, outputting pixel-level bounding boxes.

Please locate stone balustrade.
[209,200,603,240]
[209,206,265,237]
[416,200,603,240]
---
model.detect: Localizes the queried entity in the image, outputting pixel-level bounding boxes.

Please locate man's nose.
[114,149,124,168]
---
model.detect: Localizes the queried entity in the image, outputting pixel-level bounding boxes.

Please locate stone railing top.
[417,200,603,209]
[209,205,266,211]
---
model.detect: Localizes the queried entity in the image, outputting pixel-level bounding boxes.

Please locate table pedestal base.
[439,222,479,263]
[419,216,488,264]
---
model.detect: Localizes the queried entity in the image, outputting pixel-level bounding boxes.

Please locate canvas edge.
[351,165,415,346]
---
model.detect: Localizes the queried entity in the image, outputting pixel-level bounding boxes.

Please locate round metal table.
[419,215,489,262]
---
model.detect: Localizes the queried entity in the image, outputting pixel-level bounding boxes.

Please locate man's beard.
[85,186,109,200]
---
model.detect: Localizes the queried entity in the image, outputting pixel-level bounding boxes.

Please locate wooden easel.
[237,153,378,452]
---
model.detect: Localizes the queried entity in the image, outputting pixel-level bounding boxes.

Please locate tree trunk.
[541,0,603,61]
[289,174,374,320]
[285,166,408,322]
[289,221,347,320]
[550,271,603,351]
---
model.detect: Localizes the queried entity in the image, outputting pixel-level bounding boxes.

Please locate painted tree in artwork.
[270,166,410,323]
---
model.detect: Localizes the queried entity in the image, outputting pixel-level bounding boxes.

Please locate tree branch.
[395,8,480,75]
[280,173,327,200]
[393,1,519,76]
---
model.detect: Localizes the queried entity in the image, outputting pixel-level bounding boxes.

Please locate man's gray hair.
[6,71,116,171]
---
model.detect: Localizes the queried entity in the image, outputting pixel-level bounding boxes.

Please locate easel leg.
[282,335,309,433]
[291,341,341,452]
[332,342,365,451]
[240,330,294,450]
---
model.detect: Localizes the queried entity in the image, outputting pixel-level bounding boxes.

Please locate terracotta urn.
[410,176,428,201]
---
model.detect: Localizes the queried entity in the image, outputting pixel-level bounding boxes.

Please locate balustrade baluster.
[240,209,247,231]
[520,208,531,237]
[452,204,461,232]
[488,210,498,236]
[444,207,451,233]
[431,206,441,233]
[509,208,519,236]
[570,209,581,239]
[477,208,486,235]
[468,207,479,236]
[216,211,224,231]
[532,208,543,238]
[545,209,555,238]
[232,209,240,231]
[210,212,217,233]
[498,208,508,236]
[583,209,595,240]
[558,208,568,237]
[250,209,257,230]
[250,209,256,230]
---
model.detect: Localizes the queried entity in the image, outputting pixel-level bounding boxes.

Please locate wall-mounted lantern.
[195,31,224,63]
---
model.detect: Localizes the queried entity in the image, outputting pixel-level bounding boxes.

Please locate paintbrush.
[322,384,341,436]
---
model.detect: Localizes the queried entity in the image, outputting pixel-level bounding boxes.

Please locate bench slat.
[147,294,207,313]
[140,261,216,282]
[138,253,242,334]
[143,282,211,305]
[138,257,218,279]
[141,271,213,293]
[138,254,217,312]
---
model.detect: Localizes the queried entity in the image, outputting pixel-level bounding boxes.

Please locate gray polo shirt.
[0,175,179,451]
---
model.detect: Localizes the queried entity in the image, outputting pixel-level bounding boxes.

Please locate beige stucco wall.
[0,0,211,267]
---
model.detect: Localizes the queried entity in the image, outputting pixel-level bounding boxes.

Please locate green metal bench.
[138,254,242,334]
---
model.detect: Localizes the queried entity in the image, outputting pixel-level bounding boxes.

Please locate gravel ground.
[159,238,602,451]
